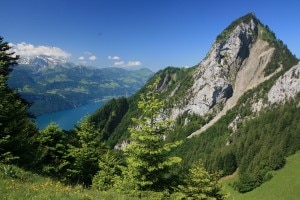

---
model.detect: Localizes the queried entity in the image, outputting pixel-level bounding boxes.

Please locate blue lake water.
[35,101,106,130]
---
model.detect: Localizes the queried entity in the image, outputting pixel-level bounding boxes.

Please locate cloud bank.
[10,42,70,58]
[114,60,142,67]
[127,61,142,67]
[108,54,141,67]
[108,55,120,60]
[114,61,125,66]
[78,52,97,62]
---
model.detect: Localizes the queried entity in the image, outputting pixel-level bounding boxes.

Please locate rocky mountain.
[160,13,298,137]
[88,13,299,192]
[99,12,299,142]
[8,56,153,115]
[18,55,67,67]
[268,63,300,104]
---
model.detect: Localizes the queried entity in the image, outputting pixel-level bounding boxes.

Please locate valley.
[7,56,153,116]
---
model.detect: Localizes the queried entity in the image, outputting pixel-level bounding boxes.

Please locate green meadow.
[0,164,163,200]
[222,151,300,200]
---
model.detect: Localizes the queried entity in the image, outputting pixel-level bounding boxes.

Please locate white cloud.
[78,56,85,60]
[108,55,120,60]
[127,61,142,67]
[114,61,125,66]
[113,60,142,68]
[11,42,70,58]
[84,51,92,55]
[89,55,97,61]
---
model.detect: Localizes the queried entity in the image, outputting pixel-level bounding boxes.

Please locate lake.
[35,101,106,130]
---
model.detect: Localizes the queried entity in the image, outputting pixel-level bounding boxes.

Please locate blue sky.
[1,0,299,71]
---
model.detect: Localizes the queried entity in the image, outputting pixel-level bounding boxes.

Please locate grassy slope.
[0,164,163,200]
[222,151,300,200]
[1,152,299,199]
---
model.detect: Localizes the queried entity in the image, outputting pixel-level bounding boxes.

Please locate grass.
[1,151,299,199]
[221,151,300,200]
[0,165,163,200]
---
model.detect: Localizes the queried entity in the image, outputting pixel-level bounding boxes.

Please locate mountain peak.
[164,13,298,135]
[18,55,67,67]
[215,12,260,43]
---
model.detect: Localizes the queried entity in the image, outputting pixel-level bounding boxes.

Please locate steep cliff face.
[268,62,300,104]
[169,14,275,123]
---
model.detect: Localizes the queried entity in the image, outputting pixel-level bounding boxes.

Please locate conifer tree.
[180,161,226,200]
[119,78,182,191]
[36,123,69,177]
[92,150,121,191]
[66,117,106,185]
[0,36,38,165]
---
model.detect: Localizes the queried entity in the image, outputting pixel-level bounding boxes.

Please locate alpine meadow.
[1,12,300,199]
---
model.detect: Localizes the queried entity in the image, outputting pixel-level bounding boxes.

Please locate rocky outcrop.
[170,18,258,119]
[188,39,275,137]
[268,62,300,104]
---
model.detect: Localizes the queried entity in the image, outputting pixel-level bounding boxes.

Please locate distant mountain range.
[8,56,153,116]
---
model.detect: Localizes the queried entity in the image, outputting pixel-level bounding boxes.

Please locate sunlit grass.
[222,151,300,200]
[0,164,163,200]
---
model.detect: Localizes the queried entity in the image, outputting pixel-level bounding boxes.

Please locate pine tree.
[92,150,122,191]
[66,117,106,185]
[36,123,69,177]
[180,161,227,200]
[119,78,182,191]
[0,36,38,165]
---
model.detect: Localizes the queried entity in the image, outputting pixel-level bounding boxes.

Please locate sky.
[1,0,299,71]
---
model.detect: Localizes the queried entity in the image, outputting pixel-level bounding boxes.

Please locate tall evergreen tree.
[179,161,226,200]
[0,36,38,165]
[66,117,106,185]
[92,150,122,191]
[36,123,69,177]
[118,78,182,191]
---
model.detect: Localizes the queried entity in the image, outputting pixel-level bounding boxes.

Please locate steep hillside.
[88,13,299,193]
[222,151,300,200]
[7,56,153,115]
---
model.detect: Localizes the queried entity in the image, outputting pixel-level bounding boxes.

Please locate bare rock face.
[170,19,257,119]
[268,62,300,104]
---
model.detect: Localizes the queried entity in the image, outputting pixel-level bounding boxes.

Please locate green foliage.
[66,117,107,185]
[222,151,300,200]
[118,78,182,192]
[36,123,69,177]
[179,161,227,200]
[258,25,277,43]
[171,83,300,193]
[0,162,167,200]
[0,36,19,76]
[2,165,18,178]
[261,25,298,76]
[0,36,39,167]
[231,99,300,192]
[89,97,129,146]
[92,150,122,191]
